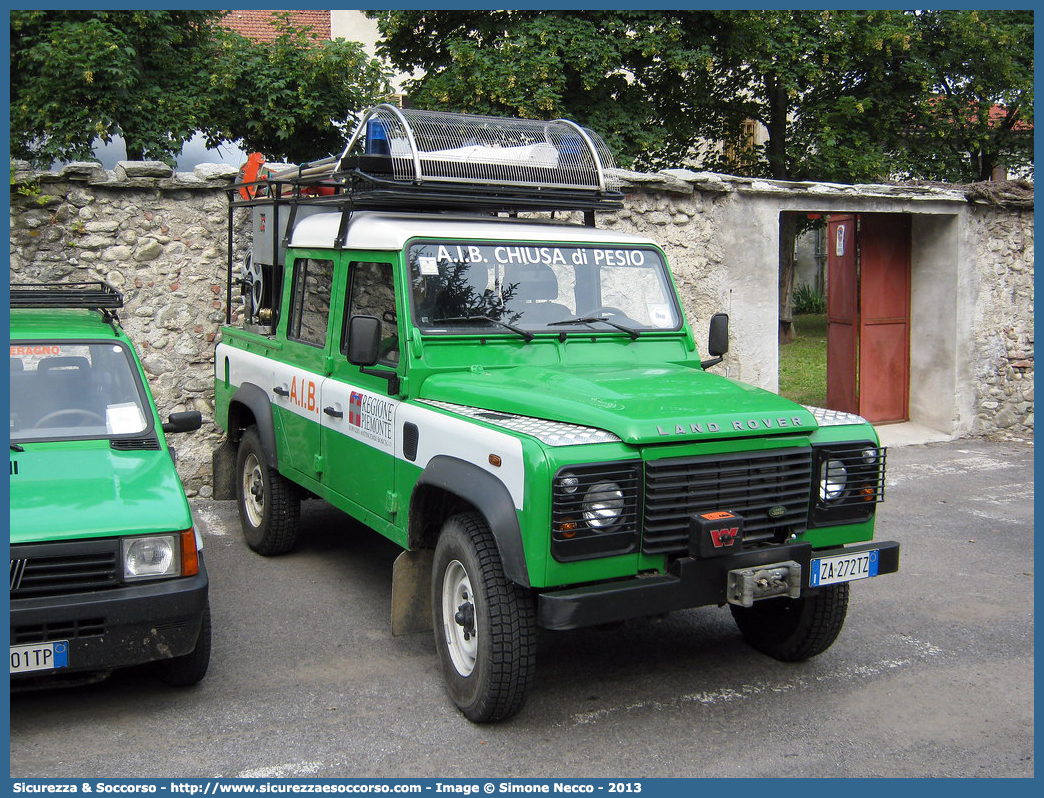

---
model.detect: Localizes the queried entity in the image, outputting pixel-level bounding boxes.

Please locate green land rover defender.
[212,106,898,722]
[10,282,210,689]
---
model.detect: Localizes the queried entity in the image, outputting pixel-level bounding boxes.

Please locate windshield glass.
[10,342,151,442]
[408,241,682,334]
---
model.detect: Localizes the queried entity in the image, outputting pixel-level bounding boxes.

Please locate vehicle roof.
[289,210,660,252]
[9,308,129,342]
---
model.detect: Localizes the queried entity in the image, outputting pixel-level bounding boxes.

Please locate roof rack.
[10,281,124,310]
[228,105,624,215]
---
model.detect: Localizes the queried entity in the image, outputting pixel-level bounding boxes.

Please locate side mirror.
[346,315,400,395]
[701,313,729,369]
[163,410,203,434]
[347,315,382,367]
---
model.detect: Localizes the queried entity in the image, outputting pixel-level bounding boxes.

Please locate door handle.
[324,406,343,419]
[273,385,289,397]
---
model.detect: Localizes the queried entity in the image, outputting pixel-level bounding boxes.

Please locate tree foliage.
[202,14,392,164]
[370,10,1033,183]
[10,11,393,168]
[370,11,718,170]
[691,10,927,183]
[10,10,220,166]
[899,10,1033,182]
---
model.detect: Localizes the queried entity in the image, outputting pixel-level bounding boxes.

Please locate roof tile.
[222,10,330,42]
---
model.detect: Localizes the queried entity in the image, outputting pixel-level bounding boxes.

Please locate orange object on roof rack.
[237,153,267,200]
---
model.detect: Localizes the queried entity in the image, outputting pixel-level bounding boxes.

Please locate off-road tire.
[432,512,536,723]
[730,582,850,662]
[235,426,300,555]
[157,601,212,687]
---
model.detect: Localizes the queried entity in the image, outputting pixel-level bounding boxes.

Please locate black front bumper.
[10,557,209,678]
[537,541,899,630]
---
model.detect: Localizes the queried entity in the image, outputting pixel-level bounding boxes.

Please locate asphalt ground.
[9,437,1034,778]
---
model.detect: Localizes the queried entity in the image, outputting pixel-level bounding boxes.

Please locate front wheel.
[432,513,536,722]
[235,426,300,555]
[730,582,850,662]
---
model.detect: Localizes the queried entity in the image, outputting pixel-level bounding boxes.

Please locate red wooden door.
[826,215,858,413]
[857,213,910,423]
[824,214,911,422]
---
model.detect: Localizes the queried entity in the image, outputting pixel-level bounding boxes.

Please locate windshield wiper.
[11,443,24,452]
[548,316,640,340]
[431,315,534,342]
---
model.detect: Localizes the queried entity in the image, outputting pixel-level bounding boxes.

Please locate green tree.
[693,10,925,183]
[370,10,719,169]
[202,14,392,164]
[10,11,393,168]
[10,10,221,166]
[898,10,1033,182]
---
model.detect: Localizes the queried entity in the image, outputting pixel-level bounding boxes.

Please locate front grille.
[643,447,812,555]
[11,541,121,598]
[12,618,106,644]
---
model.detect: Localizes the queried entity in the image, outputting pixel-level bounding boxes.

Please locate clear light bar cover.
[341,105,620,192]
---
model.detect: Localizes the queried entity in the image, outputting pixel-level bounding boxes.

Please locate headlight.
[819,459,848,502]
[122,535,180,581]
[809,443,887,528]
[551,463,640,561]
[583,481,625,530]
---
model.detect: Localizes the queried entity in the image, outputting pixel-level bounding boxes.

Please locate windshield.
[10,342,152,442]
[408,241,682,335]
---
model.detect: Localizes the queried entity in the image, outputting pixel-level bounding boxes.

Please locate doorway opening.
[778,213,828,408]
[780,212,912,424]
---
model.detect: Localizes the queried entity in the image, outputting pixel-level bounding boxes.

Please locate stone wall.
[966,203,1034,436]
[9,160,1033,493]
[10,161,240,495]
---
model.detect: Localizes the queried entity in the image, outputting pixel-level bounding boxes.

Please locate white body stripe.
[395,402,526,509]
[216,343,527,509]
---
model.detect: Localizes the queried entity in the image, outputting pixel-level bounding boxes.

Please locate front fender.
[413,455,530,587]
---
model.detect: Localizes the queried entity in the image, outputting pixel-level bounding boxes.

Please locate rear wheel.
[432,513,536,722]
[730,582,850,662]
[236,426,300,555]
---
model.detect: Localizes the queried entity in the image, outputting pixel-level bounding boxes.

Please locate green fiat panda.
[9,281,210,688]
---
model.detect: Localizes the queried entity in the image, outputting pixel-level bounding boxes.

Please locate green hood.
[420,363,817,444]
[9,443,193,545]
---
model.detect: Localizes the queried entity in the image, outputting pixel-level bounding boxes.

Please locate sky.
[87,134,248,172]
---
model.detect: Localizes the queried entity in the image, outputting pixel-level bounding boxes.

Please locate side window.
[343,261,399,366]
[287,258,335,347]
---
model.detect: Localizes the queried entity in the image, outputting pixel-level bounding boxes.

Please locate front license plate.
[10,641,69,674]
[809,550,879,587]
